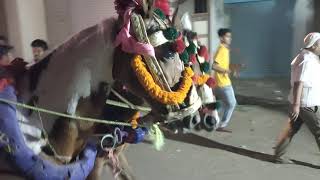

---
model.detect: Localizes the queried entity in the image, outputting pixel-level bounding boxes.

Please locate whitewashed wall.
[291,0,314,56]
[209,0,228,54]
[44,0,116,47]
[44,0,72,47]
[0,1,7,37]
[4,0,48,61]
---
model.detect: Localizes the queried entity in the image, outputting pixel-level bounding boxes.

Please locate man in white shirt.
[274,32,320,163]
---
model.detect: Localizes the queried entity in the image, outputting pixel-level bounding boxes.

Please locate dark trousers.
[275,106,320,157]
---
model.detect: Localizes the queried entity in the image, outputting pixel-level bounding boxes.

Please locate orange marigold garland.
[131,55,194,105]
[130,111,140,129]
[193,74,210,86]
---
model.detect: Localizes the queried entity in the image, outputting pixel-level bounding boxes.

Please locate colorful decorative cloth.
[114,6,155,56]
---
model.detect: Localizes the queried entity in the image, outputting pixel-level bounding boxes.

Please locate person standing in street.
[212,28,237,132]
[274,32,320,163]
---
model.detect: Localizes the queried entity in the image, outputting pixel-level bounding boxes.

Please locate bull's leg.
[87,110,149,179]
[107,144,135,180]
[49,118,79,163]
[87,152,109,180]
[47,83,107,163]
[87,144,136,180]
[116,144,136,180]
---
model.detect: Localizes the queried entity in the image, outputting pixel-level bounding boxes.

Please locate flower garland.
[131,55,194,105]
[193,74,210,86]
[177,30,217,88]
[131,111,140,129]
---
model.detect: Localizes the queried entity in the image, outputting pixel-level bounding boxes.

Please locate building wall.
[4,0,48,61]
[3,0,116,59]
[0,1,8,37]
[44,0,116,47]
[69,0,116,34]
[225,0,297,78]
[164,0,315,78]
[4,0,23,58]
[16,0,48,60]
[291,0,313,57]
[210,0,229,54]
[44,0,72,47]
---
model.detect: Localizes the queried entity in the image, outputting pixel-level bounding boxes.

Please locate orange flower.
[193,74,210,86]
[131,55,194,105]
[131,112,140,129]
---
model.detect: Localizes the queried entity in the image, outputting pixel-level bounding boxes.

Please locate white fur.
[31,18,117,132]
[16,110,45,155]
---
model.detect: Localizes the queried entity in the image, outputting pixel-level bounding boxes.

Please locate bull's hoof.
[202,114,218,132]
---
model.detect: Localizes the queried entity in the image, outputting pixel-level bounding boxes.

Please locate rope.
[33,101,72,163]
[106,99,151,112]
[0,98,143,128]
[110,88,137,109]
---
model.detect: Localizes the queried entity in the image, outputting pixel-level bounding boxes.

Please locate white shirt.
[288,49,320,107]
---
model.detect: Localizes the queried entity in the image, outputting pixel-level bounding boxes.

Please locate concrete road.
[101,105,320,180]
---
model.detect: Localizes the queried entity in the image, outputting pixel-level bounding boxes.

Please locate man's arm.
[290,81,303,120]
[292,81,303,105]
[212,63,230,74]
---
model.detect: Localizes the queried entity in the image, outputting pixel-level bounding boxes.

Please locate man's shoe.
[274,156,294,164]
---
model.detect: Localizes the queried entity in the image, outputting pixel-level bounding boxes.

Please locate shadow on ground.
[162,130,320,170]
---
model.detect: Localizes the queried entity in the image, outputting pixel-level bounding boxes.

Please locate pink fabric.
[106,148,121,178]
[114,9,155,57]
[115,0,142,16]
[134,0,142,5]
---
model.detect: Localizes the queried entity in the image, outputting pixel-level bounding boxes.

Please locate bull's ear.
[142,0,155,18]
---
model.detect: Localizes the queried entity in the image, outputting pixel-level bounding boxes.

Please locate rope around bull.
[0,97,165,151]
[0,97,165,177]
[0,97,145,128]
